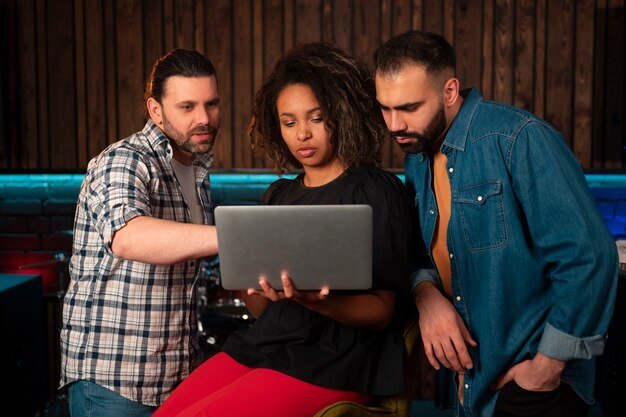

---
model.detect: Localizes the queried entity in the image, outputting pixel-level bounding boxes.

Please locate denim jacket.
[406,88,618,417]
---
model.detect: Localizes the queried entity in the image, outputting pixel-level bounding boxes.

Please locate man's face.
[150,75,220,162]
[375,65,448,154]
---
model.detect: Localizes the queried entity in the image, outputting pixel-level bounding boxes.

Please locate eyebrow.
[377,100,423,111]
[176,97,221,106]
[279,107,322,117]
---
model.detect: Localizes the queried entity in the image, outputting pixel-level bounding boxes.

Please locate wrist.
[534,352,566,376]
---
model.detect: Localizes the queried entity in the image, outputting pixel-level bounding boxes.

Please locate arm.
[89,144,218,265]
[414,281,477,373]
[247,275,395,331]
[112,216,218,264]
[502,122,618,386]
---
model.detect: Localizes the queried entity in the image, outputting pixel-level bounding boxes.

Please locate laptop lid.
[214,204,373,291]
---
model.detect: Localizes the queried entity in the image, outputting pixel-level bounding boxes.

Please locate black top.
[222,165,413,395]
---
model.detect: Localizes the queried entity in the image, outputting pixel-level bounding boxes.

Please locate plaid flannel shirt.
[60,119,214,406]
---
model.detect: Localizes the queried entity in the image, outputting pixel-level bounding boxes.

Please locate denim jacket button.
[449,253,454,258]
[448,167,454,173]
[455,296,461,301]
[477,195,483,202]
[429,209,435,215]
[464,383,469,389]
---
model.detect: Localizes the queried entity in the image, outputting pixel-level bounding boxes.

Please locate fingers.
[492,368,515,390]
[259,279,280,301]
[319,286,330,298]
[423,342,442,370]
[281,274,296,298]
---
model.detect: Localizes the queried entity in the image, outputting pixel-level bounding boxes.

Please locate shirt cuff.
[410,268,441,293]
[537,322,606,361]
[100,206,147,253]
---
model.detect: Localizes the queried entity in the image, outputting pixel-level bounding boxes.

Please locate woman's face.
[276,84,342,176]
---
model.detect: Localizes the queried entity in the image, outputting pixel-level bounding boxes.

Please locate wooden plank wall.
[0,0,624,171]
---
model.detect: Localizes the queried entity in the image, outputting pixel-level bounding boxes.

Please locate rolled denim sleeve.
[538,323,606,361]
[511,121,619,361]
[410,266,441,293]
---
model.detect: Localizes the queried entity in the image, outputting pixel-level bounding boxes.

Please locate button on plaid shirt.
[60,120,214,406]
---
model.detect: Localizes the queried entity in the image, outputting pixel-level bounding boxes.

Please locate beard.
[162,112,218,155]
[391,103,447,154]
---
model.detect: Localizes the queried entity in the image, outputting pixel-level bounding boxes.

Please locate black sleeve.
[341,167,413,294]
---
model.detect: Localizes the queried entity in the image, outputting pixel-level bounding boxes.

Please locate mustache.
[390,130,420,139]
[188,125,217,136]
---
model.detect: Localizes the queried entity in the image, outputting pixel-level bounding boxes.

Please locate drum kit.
[196,256,254,357]
[8,253,252,415]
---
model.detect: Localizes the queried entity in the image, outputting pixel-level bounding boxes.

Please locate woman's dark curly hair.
[248,42,386,174]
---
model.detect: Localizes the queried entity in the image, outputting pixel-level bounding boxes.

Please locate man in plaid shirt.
[60,49,221,417]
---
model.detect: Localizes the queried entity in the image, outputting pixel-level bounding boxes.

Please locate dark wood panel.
[603,0,625,169]
[592,0,607,169]
[47,0,77,169]
[143,0,163,75]
[16,0,38,168]
[455,0,483,89]
[545,0,574,146]
[174,0,194,49]
[265,0,284,76]
[388,0,414,168]
[2,0,18,169]
[252,0,266,168]
[481,0,494,99]
[493,0,514,104]
[194,0,204,53]
[0,0,624,171]
[206,0,234,169]
[233,0,254,168]
[115,0,144,141]
[35,0,50,169]
[163,0,175,52]
[423,1,443,34]
[443,0,455,43]
[533,0,547,119]
[103,0,119,146]
[85,0,107,162]
[331,0,352,54]
[321,0,333,43]
[283,0,295,51]
[513,0,535,112]
[411,0,424,30]
[573,0,595,167]
[295,0,321,44]
[353,2,379,72]
[75,0,88,168]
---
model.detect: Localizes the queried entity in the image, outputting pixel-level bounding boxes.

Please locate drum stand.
[197,257,254,359]
[18,253,70,417]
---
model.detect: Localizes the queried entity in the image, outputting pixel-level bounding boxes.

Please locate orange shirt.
[431,150,452,297]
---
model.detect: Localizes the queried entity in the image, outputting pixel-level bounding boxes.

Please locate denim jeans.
[68,380,157,417]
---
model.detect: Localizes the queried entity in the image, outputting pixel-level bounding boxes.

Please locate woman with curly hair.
[154,42,414,417]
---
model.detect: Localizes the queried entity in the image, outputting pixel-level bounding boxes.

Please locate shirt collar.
[441,87,482,152]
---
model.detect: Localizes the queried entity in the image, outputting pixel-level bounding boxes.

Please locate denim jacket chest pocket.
[454,179,507,251]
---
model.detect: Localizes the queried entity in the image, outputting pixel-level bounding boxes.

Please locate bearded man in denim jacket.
[374,30,618,417]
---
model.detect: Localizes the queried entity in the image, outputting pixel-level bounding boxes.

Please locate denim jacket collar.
[441,87,482,153]
[408,87,482,164]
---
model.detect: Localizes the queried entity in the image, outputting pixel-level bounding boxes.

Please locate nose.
[195,107,210,125]
[387,110,406,133]
[297,124,312,141]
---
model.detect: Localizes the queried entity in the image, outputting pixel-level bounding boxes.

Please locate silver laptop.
[214,205,373,290]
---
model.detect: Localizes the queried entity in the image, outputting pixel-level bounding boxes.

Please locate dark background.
[0,0,624,172]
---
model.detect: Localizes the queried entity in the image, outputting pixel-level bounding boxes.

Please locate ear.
[147,97,163,126]
[442,77,460,108]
